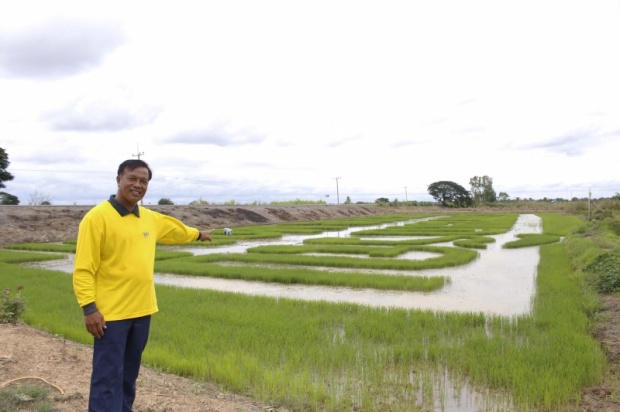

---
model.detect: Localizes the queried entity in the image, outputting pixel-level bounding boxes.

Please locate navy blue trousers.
[89,316,151,412]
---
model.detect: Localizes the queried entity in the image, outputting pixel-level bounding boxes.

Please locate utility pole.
[132,143,145,205]
[334,177,341,205]
[132,143,144,160]
[403,186,408,202]
[588,188,592,221]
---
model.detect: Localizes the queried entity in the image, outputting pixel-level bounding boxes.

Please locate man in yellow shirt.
[73,159,213,411]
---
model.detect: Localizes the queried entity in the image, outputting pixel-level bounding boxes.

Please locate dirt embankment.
[0,204,429,246]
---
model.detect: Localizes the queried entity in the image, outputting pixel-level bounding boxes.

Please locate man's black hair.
[118,159,153,181]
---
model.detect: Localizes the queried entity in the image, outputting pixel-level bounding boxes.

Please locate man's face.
[116,166,149,208]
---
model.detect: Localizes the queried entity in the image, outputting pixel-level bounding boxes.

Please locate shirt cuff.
[82,302,98,316]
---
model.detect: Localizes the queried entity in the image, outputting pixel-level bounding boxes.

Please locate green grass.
[0,383,54,412]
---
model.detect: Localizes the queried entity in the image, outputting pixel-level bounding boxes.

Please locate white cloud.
[1,0,619,205]
[0,18,124,79]
[42,95,160,132]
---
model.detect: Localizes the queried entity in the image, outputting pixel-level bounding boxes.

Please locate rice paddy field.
[1,210,616,411]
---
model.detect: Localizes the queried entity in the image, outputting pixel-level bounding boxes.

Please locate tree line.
[0,147,18,205]
[426,176,504,208]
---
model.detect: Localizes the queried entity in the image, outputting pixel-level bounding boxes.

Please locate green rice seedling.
[0,262,86,343]
[155,260,447,291]
[0,250,66,264]
[248,244,384,255]
[3,242,76,253]
[452,236,496,249]
[537,213,585,236]
[503,234,561,249]
[249,242,467,258]
[176,245,478,271]
[354,214,518,237]
[304,235,458,246]
[247,243,421,258]
[154,250,194,261]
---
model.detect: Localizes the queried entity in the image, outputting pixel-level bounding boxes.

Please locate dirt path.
[0,323,268,411]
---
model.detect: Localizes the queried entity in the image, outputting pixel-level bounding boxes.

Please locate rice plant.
[0,212,608,411]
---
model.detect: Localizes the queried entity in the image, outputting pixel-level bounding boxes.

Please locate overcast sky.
[1,0,619,206]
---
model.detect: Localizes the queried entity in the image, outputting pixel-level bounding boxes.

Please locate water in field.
[158,214,541,316]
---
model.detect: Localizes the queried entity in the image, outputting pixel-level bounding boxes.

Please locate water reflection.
[36,215,541,316]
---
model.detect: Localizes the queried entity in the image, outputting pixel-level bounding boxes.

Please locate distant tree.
[344,196,352,204]
[28,191,52,205]
[158,198,174,205]
[497,192,510,202]
[613,192,620,201]
[427,181,472,207]
[469,175,497,206]
[0,148,15,189]
[0,191,19,205]
[189,198,209,205]
[375,197,389,204]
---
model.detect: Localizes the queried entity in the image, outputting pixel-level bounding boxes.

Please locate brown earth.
[0,205,618,411]
[0,204,426,246]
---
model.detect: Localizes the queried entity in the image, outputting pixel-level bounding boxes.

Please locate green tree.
[344,196,352,204]
[189,197,209,205]
[427,181,472,207]
[498,191,510,202]
[0,192,19,205]
[0,148,15,189]
[469,175,497,206]
[158,198,174,205]
[374,197,389,204]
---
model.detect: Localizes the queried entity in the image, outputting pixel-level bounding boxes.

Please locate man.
[73,159,213,411]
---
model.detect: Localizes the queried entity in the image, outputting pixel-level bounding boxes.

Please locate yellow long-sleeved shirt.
[73,199,200,321]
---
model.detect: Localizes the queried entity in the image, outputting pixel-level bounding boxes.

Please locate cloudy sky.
[1,0,619,206]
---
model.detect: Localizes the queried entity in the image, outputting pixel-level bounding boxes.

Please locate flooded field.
[41,214,542,316]
[23,214,597,412]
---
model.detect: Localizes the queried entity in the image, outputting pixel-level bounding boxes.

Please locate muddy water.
[37,215,541,316]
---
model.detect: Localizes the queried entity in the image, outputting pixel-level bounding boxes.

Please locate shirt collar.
[108,195,140,217]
